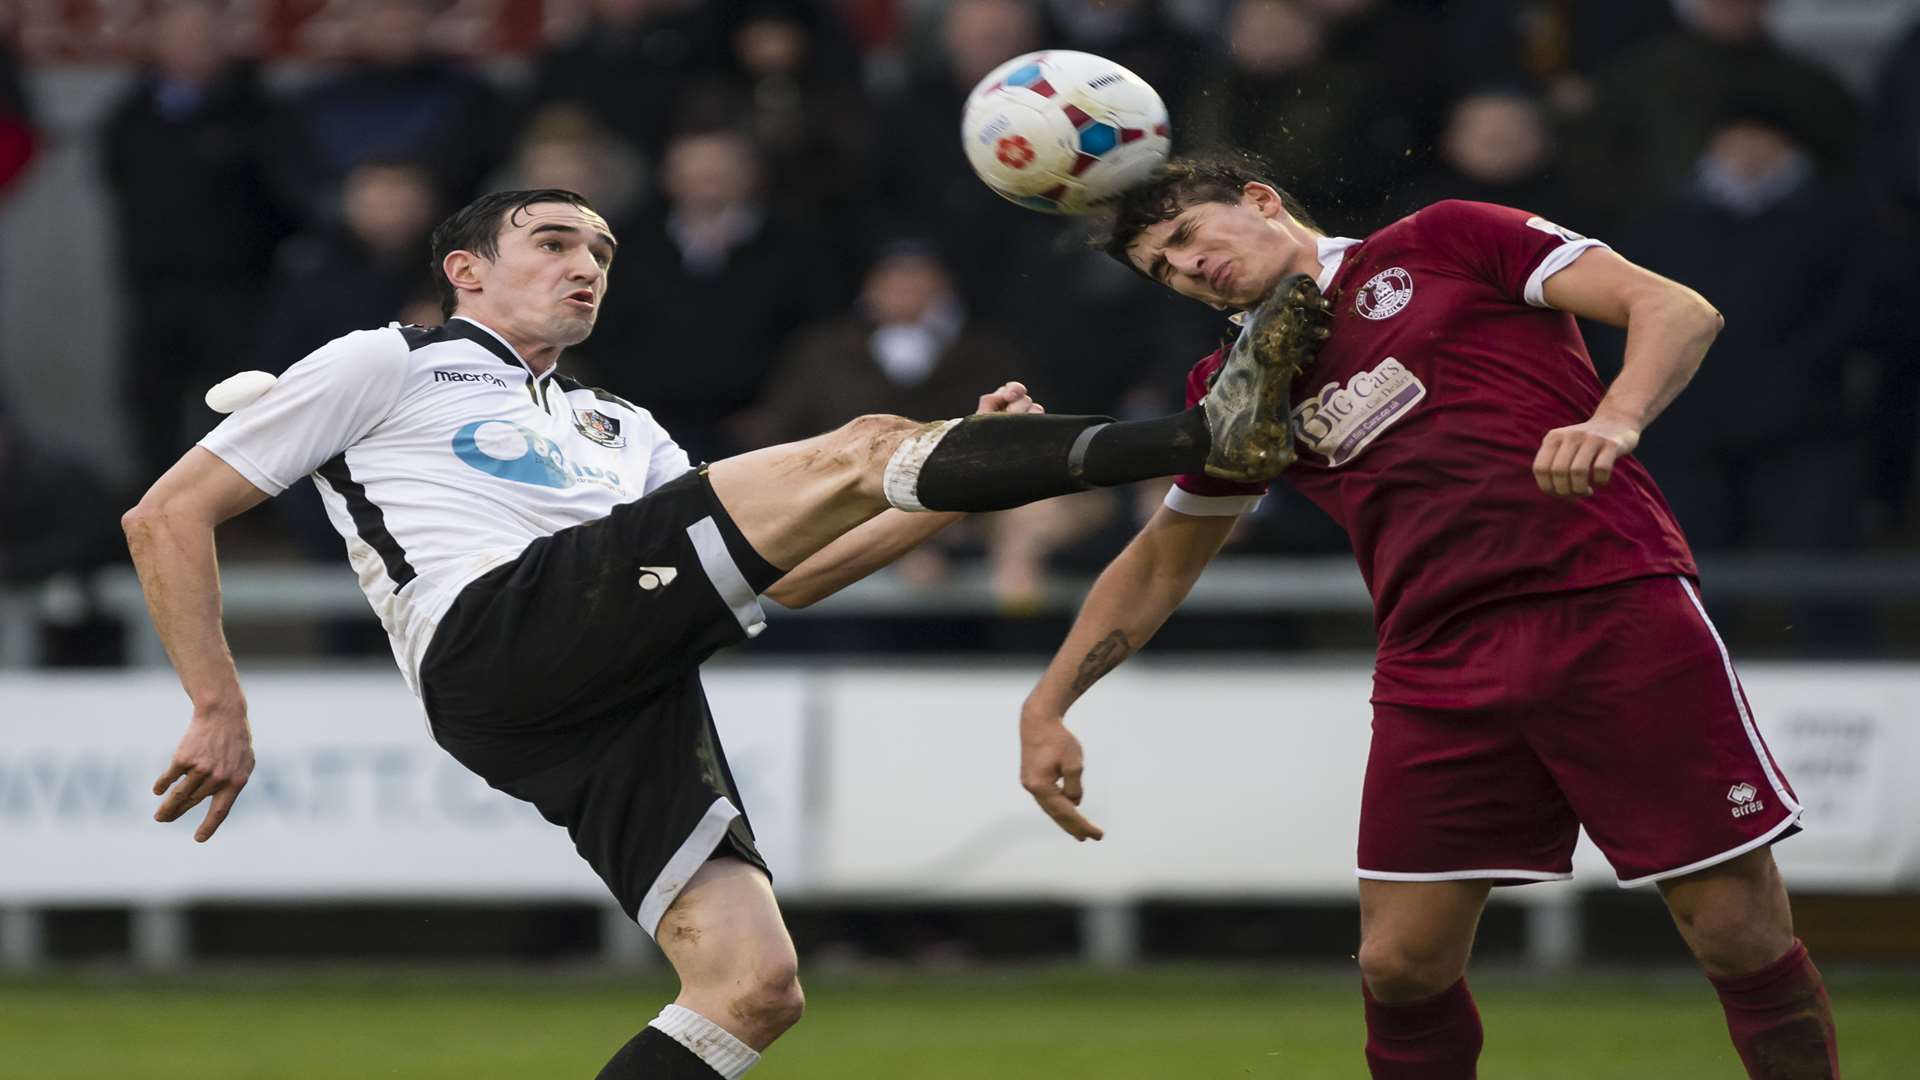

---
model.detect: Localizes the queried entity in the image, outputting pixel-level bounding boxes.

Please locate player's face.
[476,202,617,348]
[1126,185,1299,310]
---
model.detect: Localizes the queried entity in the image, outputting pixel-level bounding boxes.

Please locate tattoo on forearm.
[1071,631,1132,695]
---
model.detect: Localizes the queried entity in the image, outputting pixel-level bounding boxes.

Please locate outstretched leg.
[709,274,1332,571]
[596,858,801,1079]
[1661,848,1839,1079]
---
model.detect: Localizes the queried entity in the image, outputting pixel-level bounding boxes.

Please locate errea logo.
[1727,783,1765,819]
[434,370,508,388]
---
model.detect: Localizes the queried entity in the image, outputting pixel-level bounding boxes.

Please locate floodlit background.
[2,0,1918,1076]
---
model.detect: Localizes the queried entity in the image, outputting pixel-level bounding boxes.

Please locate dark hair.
[430,188,599,318]
[1090,153,1320,273]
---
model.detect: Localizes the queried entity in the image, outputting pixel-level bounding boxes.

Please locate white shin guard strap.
[882,418,961,512]
[648,1004,761,1079]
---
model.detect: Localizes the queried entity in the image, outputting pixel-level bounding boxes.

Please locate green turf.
[2,967,1915,1078]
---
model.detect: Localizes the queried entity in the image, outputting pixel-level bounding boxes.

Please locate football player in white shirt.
[122,188,1329,1078]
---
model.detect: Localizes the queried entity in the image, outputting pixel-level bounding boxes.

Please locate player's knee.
[829,414,917,470]
[730,958,805,1041]
[1673,897,1791,974]
[1357,936,1465,1002]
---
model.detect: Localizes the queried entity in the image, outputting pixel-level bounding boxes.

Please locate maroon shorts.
[1358,575,1802,888]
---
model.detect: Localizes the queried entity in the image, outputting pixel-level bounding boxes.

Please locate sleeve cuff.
[1525,238,1609,308]
[1164,485,1263,518]
[196,438,289,496]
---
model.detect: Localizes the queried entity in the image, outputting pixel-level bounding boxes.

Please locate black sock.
[906,409,1211,513]
[596,1026,723,1079]
[1078,407,1211,486]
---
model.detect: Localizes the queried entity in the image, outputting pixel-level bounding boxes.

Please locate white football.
[960,50,1171,215]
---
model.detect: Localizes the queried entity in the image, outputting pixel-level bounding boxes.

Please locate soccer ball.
[960,50,1171,215]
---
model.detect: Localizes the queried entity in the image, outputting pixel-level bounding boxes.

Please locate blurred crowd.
[1,0,1917,649]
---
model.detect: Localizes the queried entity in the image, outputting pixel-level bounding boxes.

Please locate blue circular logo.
[452,420,574,488]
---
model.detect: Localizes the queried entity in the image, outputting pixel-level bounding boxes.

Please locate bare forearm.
[764,509,964,608]
[1026,528,1214,718]
[1596,292,1722,430]
[123,510,243,709]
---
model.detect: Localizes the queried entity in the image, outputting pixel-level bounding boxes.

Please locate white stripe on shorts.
[1676,578,1801,815]
[688,516,767,639]
[636,795,742,938]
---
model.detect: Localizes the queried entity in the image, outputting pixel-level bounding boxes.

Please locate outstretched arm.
[121,448,270,842]
[1019,505,1238,840]
[762,382,1043,608]
[1534,248,1723,497]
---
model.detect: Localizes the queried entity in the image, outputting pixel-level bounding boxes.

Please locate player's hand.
[1533,410,1640,498]
[153,702,256,842]
[1019,707,1104,841]
[977,381,1045,416]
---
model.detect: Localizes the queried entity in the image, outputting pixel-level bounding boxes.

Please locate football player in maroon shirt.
[1019,158,1836,1080]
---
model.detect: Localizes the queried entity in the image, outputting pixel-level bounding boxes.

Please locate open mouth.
[564,290,595,308]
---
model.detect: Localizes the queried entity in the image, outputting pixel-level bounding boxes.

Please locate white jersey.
[199,315,693,693]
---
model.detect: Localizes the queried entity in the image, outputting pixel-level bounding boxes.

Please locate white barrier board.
[0,670,808,903]
[1,663,1915,904]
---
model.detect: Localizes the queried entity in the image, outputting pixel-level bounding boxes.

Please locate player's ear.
[442,250,486,297]
[1244,182,1284,219]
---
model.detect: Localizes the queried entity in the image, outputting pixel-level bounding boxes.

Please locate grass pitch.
[4,966,1916,1078]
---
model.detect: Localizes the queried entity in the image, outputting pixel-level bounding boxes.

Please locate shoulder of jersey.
[552,372,644,417]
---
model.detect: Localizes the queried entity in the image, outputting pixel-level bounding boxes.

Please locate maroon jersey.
[1172,200,1696,655]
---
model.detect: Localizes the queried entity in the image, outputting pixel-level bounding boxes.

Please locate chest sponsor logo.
[1292,356,1426,467]
[433,370,508,388]
[1354,267,1414,320]
[575,408,626,448]
[452,420,624,491]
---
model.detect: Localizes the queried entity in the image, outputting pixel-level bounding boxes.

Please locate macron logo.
[434,370,508,388]
[637,566,679,591]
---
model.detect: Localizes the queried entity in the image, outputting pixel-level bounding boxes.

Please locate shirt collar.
[447,315,552,381]
[1228,235,1362,326]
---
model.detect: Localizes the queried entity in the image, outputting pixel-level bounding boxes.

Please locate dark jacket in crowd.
[579,210,843,460]
[101,63,291,283]
[254,230,435,370]
[528,9,726,160]
[276,58,503,219]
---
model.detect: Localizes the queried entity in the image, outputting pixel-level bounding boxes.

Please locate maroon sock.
[1362,977,1483,1079]
[1708,938,1840,1079]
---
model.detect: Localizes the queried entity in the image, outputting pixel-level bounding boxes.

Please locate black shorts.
[418,468,785,936]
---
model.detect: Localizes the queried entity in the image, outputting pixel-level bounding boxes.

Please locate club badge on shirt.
[1355,267,1414,320]
[575,409,626,448]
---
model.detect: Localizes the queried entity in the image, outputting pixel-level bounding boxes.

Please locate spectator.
[503,105,647,229]
[526,0,725,164]
[1611,103,1879,555]
[682,0,872,229]
[273,0,504,223]
[1864,19,1920,536]
[1400,84,1576,225]
[1441,0,1673,114]
[582,128,841,459]
[1298,0,1455,181]
[254,157,440,375]
[735,239,1118,613]
[1182,0,1392,230]
[1566,0,1859,232]
[737,239,1026,447]
[100,0,293,479]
